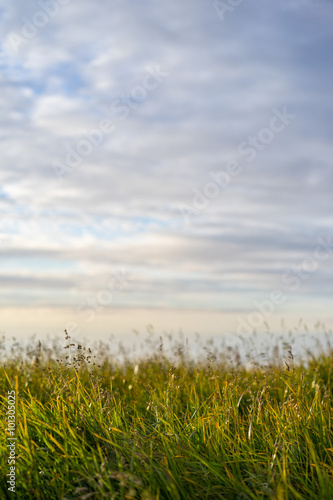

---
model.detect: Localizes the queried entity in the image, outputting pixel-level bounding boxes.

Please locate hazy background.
[0,0,332,344]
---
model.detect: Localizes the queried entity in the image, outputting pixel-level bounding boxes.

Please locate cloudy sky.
[0,0,332,340]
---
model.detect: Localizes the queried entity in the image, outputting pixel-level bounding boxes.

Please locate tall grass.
[0,331,333,499]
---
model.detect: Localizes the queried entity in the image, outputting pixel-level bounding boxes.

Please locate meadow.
[1,330,333,499]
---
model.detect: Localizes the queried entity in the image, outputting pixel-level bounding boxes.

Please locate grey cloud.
[0,0,332,321]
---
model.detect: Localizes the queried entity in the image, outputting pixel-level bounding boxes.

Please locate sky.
[0,0,333,342]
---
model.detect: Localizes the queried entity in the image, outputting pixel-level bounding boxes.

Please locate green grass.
[1,332,333,499]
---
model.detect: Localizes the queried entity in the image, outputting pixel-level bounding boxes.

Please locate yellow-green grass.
[0,333,333,499]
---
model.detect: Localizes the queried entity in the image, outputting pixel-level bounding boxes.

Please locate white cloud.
[0,0,333,336]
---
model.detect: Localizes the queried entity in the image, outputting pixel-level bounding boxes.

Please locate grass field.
[1,331,333,499]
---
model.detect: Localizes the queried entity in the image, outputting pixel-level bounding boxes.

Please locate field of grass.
[1,331,333,499]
